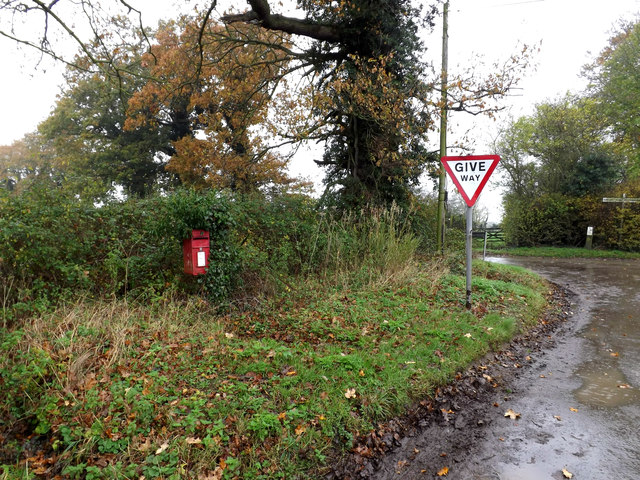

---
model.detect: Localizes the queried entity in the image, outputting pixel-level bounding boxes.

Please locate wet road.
[368,256,640,480]
[455,257,640,479]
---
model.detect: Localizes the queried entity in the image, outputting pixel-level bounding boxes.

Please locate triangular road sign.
[441,155,500,207]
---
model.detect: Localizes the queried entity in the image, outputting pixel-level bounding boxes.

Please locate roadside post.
[483,230,488,261]
[441,155,500,309]
[585,226,594,250]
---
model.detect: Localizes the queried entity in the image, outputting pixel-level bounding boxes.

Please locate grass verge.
[487,246,640,259]
[0,259,549,479]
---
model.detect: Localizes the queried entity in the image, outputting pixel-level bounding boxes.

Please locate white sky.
[1,0,639,220]
[430,0,640,221]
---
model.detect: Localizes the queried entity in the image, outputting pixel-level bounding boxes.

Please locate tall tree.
[223,0,532,207]
[498,95,618,199]
[584,19,640,179]
[529,96,607,194]
[493,117,538,198]
[0,134,56,191]
[38,17,175,198]
[3,1,531,206]
[125,18,301,193]
[223,0,438,207]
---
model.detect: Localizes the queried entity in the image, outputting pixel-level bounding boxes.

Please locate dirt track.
[330,257,640,480]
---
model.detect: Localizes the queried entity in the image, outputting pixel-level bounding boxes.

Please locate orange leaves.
[25,452,56,476]
[125,19,301,193]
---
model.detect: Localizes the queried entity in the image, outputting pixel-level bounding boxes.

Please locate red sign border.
[441,155,500,207]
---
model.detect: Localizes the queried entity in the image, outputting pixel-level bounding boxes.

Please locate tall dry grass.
[309,203,421,287]
[7,297,222,395]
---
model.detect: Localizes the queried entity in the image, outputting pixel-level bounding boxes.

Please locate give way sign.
[441,155,501,207]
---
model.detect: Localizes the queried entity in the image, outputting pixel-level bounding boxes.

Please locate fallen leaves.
[155,441,169,455]
[198,466,224,480]
[504,409,521,420]
[562,467,573,478]
[437,466,449,476]
[569,407,579,413]
[345,388,357,399]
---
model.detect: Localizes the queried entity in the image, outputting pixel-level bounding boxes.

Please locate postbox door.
[183,230,210,275]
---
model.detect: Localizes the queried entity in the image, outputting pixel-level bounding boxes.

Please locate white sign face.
[197,251,206,267]
[441,155,501,207]
[587,226,594,236]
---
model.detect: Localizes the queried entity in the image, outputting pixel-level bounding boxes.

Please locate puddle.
[487,256,640,410]
[574,362,640,407]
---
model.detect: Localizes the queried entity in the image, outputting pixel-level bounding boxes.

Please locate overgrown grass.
[309,204,420,288]
[489,246,640,259]
[0,259,549,479]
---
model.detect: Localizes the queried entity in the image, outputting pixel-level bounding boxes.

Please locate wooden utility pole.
[436,1,449,254]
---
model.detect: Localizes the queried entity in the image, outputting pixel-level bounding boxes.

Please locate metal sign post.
[465,205,473,309]
[441,155,500,310]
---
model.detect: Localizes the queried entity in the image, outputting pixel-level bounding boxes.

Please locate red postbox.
[183,229,210,275]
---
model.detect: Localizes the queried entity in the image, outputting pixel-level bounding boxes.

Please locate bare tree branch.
[222,0,342,43]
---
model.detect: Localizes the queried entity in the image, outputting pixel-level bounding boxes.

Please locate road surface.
[369,256,640,480]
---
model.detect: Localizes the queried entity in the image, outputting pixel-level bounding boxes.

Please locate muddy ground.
[328,285,572,480]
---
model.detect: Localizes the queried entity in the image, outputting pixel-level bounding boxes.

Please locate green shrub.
[502,193,581,247]
[502,177,640,252]
[232,196,421,295]
[232,193,319,295]
[593,179,640,251]
[0,183,429,321]
[156,188,239,304]
[0,185,238,323]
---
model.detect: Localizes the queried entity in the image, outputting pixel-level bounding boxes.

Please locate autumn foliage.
[126,19,301,192]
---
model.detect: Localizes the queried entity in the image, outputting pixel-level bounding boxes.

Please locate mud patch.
[327,284,571,480]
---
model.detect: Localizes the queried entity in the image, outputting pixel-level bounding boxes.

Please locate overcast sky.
[428,0,640,221]
[1,0,639,219]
